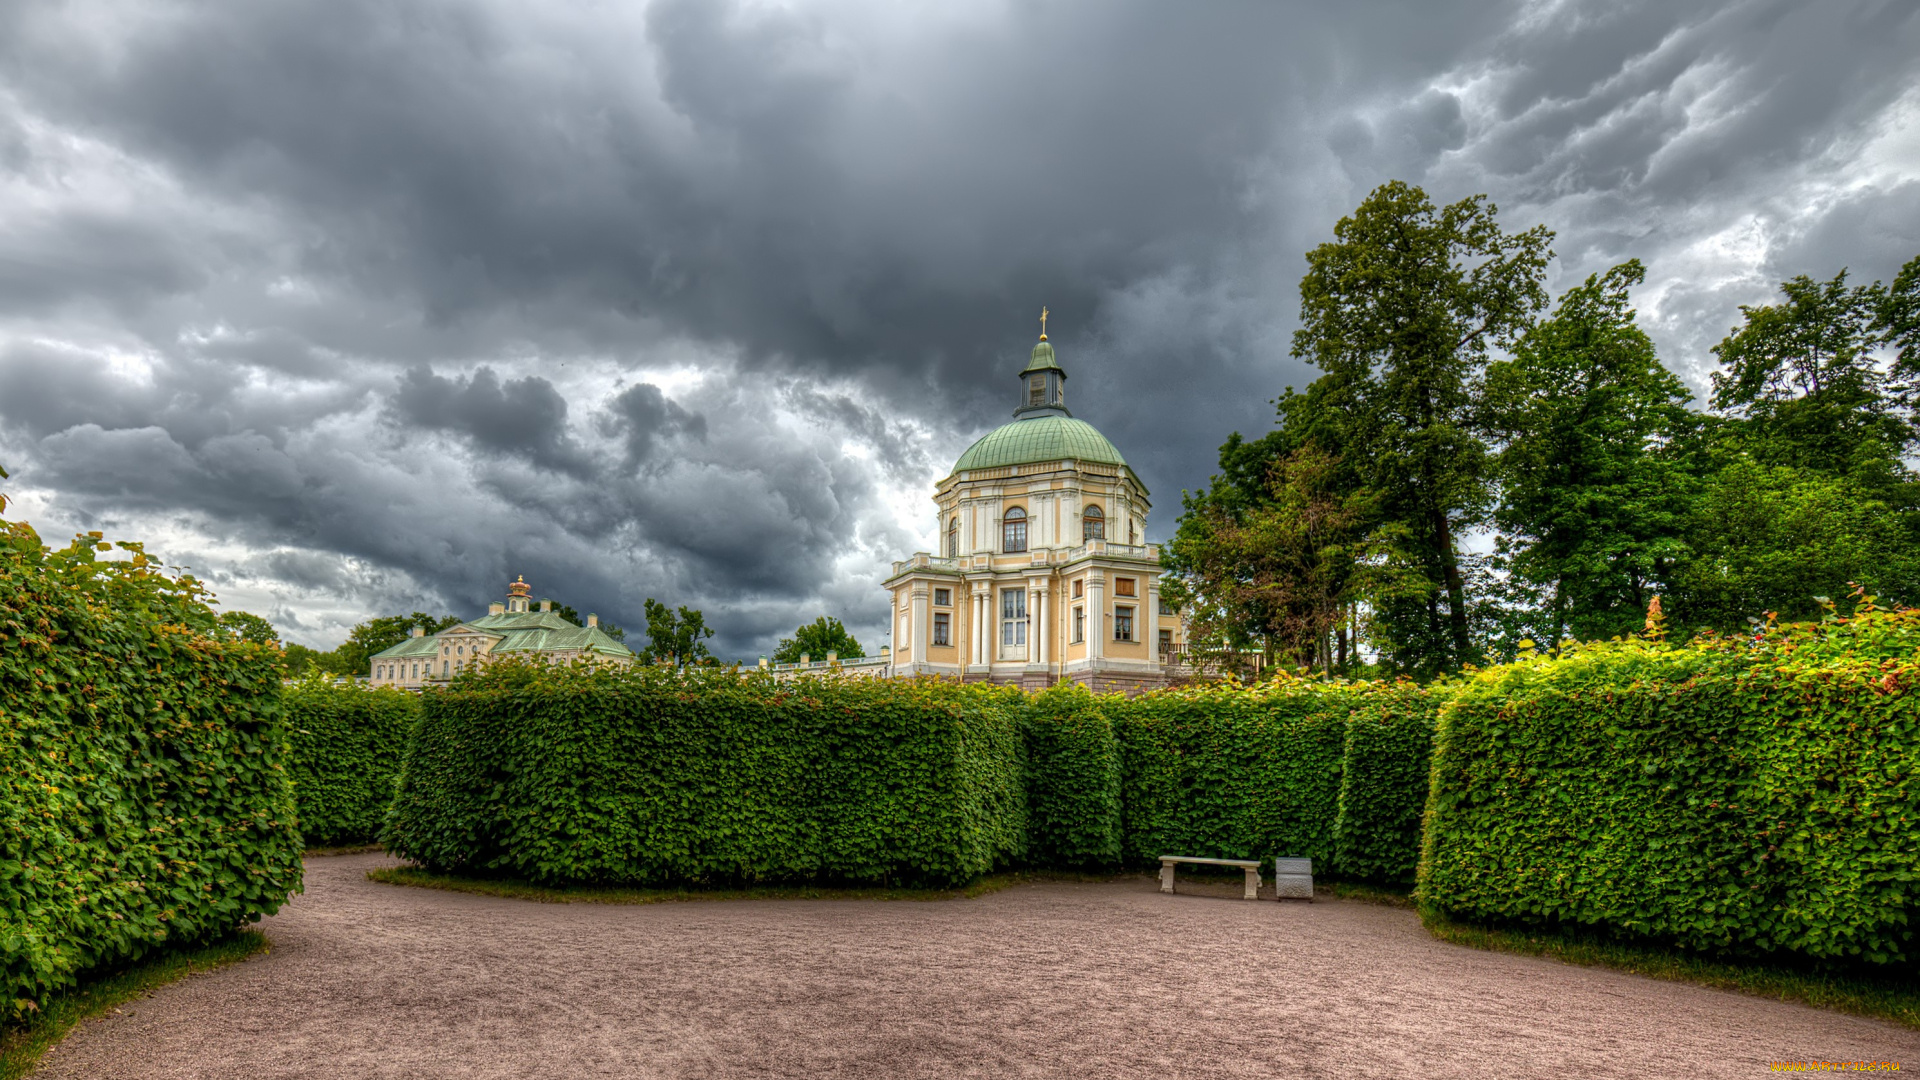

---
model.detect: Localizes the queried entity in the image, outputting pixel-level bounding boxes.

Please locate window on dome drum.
[933,612,950,647]
[1029,375,1045,406]
[1115,577,1136,597]
[946,517,958,557]
[1073,606,1084,643]
[934,588,950,607]
[1001,588,1027,648]
[1115,605,1135,642]
[1082,505,1104,540]
[1002,506,1027,552]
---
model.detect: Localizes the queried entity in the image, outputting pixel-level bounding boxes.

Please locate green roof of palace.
[370,610,634,661]
[951,414,1127,474]
[1020,339,1064,375]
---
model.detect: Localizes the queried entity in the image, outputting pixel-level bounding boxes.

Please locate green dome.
[952,415,1126,474]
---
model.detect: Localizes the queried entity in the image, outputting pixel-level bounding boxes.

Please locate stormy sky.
[2,0,1916,658]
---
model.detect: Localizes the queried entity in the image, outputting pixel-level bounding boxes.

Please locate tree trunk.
[1434,509,1471,662]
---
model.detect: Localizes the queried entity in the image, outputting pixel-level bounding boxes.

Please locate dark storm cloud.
[391,366,588,474]
[605,383,706,468]
[0,0,1914,655]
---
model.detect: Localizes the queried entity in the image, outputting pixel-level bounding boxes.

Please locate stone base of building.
[944,668,1169,696]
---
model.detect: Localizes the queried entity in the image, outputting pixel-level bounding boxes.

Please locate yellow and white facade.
[882,320,1183,693]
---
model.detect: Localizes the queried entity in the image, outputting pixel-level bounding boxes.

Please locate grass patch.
[1330,881,1415,908]
[1422,910,1920,1031]
[366,865,1126,904]
[0,930,269,1079]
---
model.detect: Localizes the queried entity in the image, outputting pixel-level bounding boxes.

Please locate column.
[912,586,931,671]
[1087,574,1104,663]
[1147,574,1161,663]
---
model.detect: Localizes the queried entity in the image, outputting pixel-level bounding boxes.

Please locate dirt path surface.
[38,852,1916,1079]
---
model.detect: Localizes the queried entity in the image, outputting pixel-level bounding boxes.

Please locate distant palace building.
[368,576,636,688]
[882,312,1185,693]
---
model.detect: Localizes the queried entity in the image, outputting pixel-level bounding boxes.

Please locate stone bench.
[1272,857,1314,902]
[1158,856,1262,900]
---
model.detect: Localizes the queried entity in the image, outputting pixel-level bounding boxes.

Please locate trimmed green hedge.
[384,663,1026,887]
[1334,681,1449,885]
[1110,681,1352,870]
[0,525,302,1017]
[1021,683,1122,869]
[1420,612,1920,965]
[284,677,419,847]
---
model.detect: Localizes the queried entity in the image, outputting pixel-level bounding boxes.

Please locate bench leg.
[1243,867,1260,900]
[1159,862,1176,894]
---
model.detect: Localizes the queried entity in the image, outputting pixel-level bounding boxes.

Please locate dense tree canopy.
[640,599,715,664]
[1169,184,1919,678]
[771,616,865,664]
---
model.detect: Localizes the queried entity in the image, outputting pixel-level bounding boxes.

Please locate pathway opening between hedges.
[37,853,1919,1080]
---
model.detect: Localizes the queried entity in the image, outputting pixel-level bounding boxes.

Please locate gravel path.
[38,852,1917,1078]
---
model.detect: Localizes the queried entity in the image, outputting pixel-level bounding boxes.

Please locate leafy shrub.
[284,676,419,847]
[384,662,1026,887]
[1111,679,1351,869]
[0,523,302,1018]
[1420,610,1920,965]
[1333,681,1449,885]
[1021,683,1122,869]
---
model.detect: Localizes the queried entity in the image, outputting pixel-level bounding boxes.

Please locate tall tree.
[771,616,865,664]
[215,610,281,646]
[640,599,714,664]
[1479,260,1695,645]
[1164,445,1424,672]
[1291,181,1553,672]
[1710,267,1914,488]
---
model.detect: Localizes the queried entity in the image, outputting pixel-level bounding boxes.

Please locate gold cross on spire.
[1039,306,1049,341]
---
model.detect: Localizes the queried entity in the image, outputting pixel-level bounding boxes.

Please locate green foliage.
[1670,460,1918,624]
[639,599,714,664]
[0,519,302,1018]
[1480,261,1696,645]
[1333,681,1450,885]
[1419,608,1920,966]
[1291,180,1555,673]
[283,675,420,847]
[214,611,280,646]
[1109,679,1352,869]
[384,662,1026,887]
[771,616,865,664]
[1020,683,1122,869]
[1710,267,1915,480]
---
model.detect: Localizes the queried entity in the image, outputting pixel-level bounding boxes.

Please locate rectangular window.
[933,612,951,646]
[1115,577,1136,597]
[1072,579,1083,599]
[1073,606,1085,643]
[1158,629,1173,654]
[1029,375,1045,406]
[1001,589,1027,647]
[1159,598,1176,616]
[1115,605,1134,642]
[934,588,951,607]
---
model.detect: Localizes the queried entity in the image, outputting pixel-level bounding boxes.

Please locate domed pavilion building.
[882,317,1183,693]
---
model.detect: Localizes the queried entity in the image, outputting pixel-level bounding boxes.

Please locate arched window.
[1082,505,1105,541]
[1002,506,1027,553]
[947,516,959,558]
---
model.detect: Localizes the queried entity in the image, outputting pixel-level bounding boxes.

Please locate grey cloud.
[390,365,587,474]
[1,0,1915,657]
[605,382,706,468]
